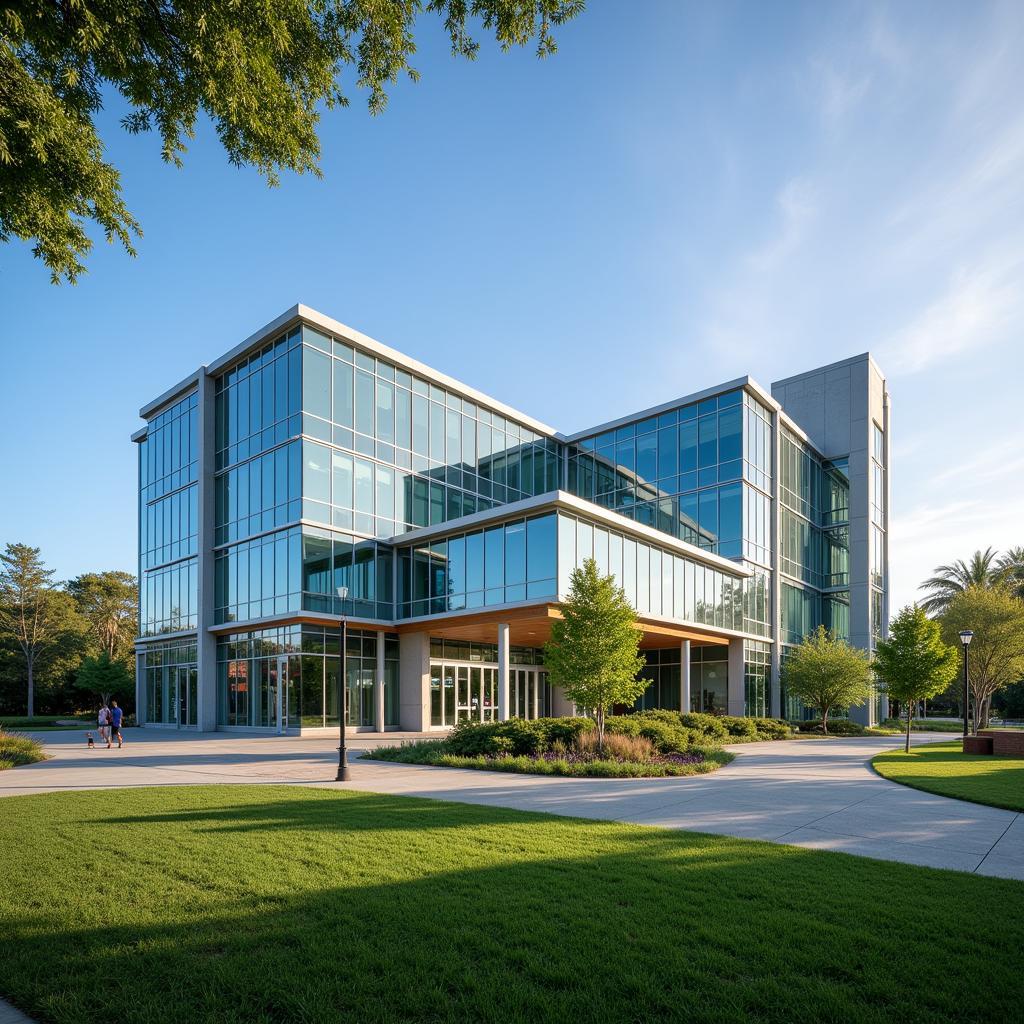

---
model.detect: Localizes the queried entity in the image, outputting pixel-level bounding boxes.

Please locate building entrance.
[429,662,549,727]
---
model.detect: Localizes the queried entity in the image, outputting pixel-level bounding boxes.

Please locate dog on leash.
[86,732,95,748]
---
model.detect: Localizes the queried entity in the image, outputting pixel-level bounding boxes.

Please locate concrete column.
[374,630,386,732]
[532,671,539,720]
[195,368,218,732]
[681,639,691,714]
[135,649,147,726]
[727,637,746,717]
[398,631,431,731]
[497,623,510,721]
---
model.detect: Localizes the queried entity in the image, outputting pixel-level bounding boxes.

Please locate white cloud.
[877,258,1022,374]
[747,177,819,273]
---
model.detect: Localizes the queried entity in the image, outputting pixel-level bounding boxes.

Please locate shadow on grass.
[0,787,1022,1024]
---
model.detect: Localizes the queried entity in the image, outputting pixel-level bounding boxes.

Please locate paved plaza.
[2,729,1021,880]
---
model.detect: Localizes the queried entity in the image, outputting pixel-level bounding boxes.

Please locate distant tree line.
[0,543,136,717]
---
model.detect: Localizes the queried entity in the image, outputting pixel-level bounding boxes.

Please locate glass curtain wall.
[566,390,745,556]
[299,325,560,540]
[398,513,557,618]
[139,392,199,637]
[555,512,749,633]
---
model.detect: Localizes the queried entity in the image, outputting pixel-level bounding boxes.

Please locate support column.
[374,630,386,732]
[135,649,147,727]
[532,671,539,720]
[398,632,431,732]
[681,639,691,714]
[196,368,218,732]
[497,623,510,721]
[727,637,746,717]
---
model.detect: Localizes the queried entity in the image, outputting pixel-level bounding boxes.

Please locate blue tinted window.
[303,347,331,420]
[505,521,526,585]
[527,514,556,583]
[718,405,742,462]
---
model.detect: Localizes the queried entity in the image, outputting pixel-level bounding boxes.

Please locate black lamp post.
[336,585,350,782]
[959,629,974,738]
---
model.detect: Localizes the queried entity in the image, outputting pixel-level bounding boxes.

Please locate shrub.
[604,715,693,754]
[681,713,729,741]
[0,730,46,769]
[445,717,594,758]
[749,717,794,740]
[720,715,759,738]
[543,717,595,748]
[579,731,656,763]
[361,739,449,764]
[795,718,867,736]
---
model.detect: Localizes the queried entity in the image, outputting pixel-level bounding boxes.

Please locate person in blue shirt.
[109,701,125,748]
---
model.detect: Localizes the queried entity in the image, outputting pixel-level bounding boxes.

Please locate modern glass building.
[133,304,891,732]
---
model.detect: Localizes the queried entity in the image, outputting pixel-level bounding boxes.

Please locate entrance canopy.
[395,602,733,652]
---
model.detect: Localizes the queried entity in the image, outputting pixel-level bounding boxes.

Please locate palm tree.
[919,547,1000,615]
[995,546,1024,601]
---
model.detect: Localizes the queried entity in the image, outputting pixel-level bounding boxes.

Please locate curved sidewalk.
[1,730,1020,879]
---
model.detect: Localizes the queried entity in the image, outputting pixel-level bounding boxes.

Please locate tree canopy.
[919,547,1001,615]
[874,605,959,751]
[782,626,873,733]
[0,544,87,717]
[1,0,584,283]
[940,585,1024,730]
[75,653,135,707]
[67,570,137,664]
[544,558,645,750]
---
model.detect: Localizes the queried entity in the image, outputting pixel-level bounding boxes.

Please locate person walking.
[98,704,111,748]
[109,701,125,748]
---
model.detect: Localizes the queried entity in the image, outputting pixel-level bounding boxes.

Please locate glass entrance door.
[430,662,546,725]
[176,666,197,728]
[274,656,289,734]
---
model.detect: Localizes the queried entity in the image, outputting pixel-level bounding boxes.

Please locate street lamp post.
[336,585,350,782]
[959,629,974,738]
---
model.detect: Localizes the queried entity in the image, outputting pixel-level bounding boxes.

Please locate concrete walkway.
[2,729,1021,880]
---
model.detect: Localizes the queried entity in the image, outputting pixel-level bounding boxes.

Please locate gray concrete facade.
[772,353,891,725]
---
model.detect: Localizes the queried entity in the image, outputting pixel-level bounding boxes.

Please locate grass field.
[873,740,1024,812]
[0,786,1021,1024]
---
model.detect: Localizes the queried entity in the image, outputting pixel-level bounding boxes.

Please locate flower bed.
[363,720,736,778]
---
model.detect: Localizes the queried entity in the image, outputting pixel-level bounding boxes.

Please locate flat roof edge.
[138,369,202,420]
[770,351,885,390]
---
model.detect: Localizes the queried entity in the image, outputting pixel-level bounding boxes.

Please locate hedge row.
[444,711,793,758]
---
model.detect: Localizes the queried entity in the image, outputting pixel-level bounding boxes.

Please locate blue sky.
[1,0,1021,611]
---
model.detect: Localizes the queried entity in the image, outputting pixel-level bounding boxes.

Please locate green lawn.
[0,787,1021,1024]
[873,740,1024,812]
[0,715,100,732]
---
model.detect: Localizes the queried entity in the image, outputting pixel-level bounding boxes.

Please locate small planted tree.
[75,653,135,710]
[782,626,872,734]
[544,559,646,752]
[874,605,959,752]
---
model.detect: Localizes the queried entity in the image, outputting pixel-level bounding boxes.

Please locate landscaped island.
[363,712,794,777]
